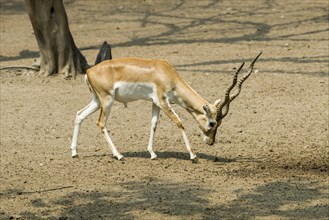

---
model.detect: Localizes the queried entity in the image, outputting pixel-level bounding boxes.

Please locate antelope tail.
[84,74,96,95]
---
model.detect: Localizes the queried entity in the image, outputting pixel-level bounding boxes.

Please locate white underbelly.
[113,82,158,104]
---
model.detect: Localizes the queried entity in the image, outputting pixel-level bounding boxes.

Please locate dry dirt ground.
[0,0,328,219]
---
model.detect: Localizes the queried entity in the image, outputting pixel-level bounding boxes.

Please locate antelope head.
[201,52,262,145]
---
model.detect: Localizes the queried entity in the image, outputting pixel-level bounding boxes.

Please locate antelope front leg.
[159,96,197,161]
[148,103,160,160]
[71,97,100,158]
[180,128,197,161]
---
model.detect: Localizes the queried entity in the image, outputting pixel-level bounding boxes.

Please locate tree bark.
[25,0,88,77]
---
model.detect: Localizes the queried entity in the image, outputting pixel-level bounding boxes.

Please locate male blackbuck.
[70,52,262,161]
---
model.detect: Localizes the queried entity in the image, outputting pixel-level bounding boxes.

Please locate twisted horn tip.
[251,51,262,66]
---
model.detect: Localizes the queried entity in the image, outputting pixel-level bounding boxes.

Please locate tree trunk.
[25,0,88,77]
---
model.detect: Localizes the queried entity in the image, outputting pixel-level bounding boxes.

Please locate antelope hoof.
[190,154,198,163]
[115,154,124,161]
[72,154,79,159]
[151,154,158,160]
[150,152,158,160]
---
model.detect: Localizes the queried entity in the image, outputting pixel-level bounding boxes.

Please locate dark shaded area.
[0,1,26,14]
[1,180,327,219]
[79,1,328,48]
[121,150,231,162]
[0,50,39,62]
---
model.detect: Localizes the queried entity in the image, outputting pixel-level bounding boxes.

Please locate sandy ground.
[0,0,328,219]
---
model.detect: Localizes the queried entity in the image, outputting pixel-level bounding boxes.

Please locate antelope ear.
[203,105,213,118]
[203,105,209,112]
[214,99,221,107]
[203,105,215,119]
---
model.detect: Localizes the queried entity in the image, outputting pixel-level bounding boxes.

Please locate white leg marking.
[181,130,197,160]
[102,128,123,160]
[71,97,100,157]
[148,103,160,159]
[101,96,123,160]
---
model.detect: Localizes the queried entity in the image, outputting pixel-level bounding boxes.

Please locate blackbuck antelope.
[70,52,262,161]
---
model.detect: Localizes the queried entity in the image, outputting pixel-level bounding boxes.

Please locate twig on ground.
[17,186,74,195]
[0,66,39,71]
